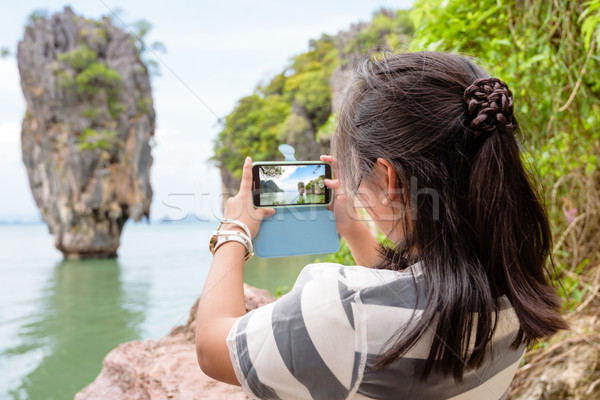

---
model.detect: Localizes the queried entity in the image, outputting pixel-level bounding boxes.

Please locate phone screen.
[252,163,332,207]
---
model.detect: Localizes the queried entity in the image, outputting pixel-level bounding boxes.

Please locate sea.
[260,191,325,205]
[0,222,316,400]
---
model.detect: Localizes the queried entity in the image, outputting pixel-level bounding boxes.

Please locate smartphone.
[252,161,332,207]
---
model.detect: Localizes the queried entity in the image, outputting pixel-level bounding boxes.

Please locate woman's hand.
[223,156,275,238]
[320,155,363,238]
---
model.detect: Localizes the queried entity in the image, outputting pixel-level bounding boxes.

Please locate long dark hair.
[333,51,568,381]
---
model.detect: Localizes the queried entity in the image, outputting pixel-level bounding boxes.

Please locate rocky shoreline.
[75,284,275,400]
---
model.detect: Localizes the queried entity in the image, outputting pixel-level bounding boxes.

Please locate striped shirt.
[227,262,525,399]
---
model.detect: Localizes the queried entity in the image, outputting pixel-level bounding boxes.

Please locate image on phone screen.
[253,163,331,207]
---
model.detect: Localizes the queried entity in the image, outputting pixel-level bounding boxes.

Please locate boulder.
[75,284,275,400]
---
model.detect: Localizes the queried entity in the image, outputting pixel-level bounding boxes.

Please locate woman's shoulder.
[299,261,423,287]
[295,262,425,307]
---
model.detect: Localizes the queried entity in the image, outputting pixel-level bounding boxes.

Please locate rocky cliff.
[75,284,275,400]
[213,9,414,200]
[259,179,283,193]
[17,7,154,258]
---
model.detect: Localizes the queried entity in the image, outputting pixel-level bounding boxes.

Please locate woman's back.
[227,263,524,399]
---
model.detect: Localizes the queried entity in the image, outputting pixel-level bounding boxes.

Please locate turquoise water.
[260,191,325,205]
[0,222,316,400]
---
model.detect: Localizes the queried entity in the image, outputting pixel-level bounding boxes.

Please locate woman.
[196,51,567,399]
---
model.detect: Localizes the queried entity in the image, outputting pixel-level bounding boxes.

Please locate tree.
[259,165,284,179]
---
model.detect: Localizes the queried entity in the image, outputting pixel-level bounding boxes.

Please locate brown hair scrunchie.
[463,77,515,139]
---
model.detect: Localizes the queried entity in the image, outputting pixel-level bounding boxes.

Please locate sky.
[272,165,325,191]
[0,0,413,221]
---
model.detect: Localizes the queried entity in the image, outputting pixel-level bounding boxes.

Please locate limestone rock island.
[17,7,155,258]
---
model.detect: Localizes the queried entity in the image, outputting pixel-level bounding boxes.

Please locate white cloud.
[277,165,298,181]
[160,18,354,53]
[259,165,300,191]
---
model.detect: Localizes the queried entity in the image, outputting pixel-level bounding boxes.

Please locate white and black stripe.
[226,262,524,399]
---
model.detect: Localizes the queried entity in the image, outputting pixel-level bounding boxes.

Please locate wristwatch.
[209,219,254,261]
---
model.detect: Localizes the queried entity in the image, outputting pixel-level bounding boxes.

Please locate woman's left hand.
[222,156,275,238]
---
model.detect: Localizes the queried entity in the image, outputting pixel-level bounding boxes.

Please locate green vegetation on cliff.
[212,9,413,181]
[44,12,162,154]
[54,42,123,151]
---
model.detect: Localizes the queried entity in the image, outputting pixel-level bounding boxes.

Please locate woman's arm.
[321,155,381,268]
[195,241,245,385]
[195,156,274,384]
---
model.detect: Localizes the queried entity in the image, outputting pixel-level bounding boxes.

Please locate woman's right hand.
[222,156,275,238]
[320,155,363,238]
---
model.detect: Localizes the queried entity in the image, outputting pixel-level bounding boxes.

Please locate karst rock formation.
[17,7,154,258]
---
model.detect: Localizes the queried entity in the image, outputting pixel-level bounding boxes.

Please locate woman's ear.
[375,158,400,202]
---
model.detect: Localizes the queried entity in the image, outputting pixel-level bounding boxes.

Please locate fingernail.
[324,179,331,184]
[245,156,251,165]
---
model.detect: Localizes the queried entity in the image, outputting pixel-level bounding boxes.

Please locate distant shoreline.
[0,218,221,226]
